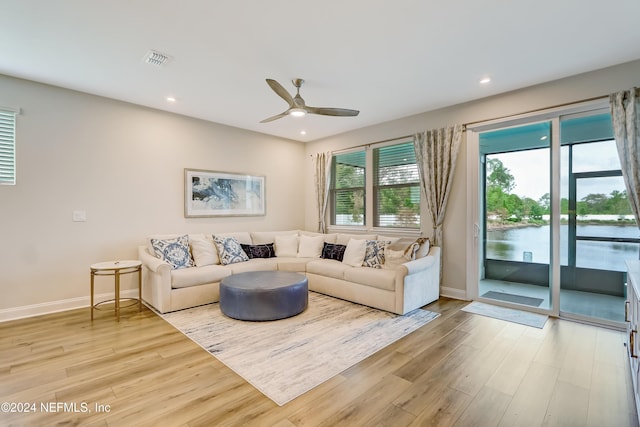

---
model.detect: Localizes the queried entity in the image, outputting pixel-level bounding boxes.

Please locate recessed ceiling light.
[300,130,307,135]
[166,96,176,103]
[480,77,491,84]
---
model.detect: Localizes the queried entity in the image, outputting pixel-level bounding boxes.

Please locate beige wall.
[0,75,306,315]
[304,59,640,298]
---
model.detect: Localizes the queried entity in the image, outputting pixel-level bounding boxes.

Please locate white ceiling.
[2,1,640,142]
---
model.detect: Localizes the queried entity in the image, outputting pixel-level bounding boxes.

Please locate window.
[0,108,17,185]
[329,139,421,229]
[373,141,420,228]
[330,150,365,226]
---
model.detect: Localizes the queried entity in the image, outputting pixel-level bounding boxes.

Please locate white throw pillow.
[342,239,367,267]
[297,234,325,258]
[190,236,219,266]
[275,234,299,257]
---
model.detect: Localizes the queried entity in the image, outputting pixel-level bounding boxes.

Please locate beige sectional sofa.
[138,230,440,315]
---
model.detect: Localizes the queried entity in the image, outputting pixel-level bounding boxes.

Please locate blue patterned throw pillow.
[213,236,250,265]
[320,242,347,261]
[362,240,389,269]
[150,235,194,270]
[241,243,276,259]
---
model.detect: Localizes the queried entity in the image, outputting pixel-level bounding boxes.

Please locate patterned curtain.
[414,125,463,247]
[610,88,640,227]
[313,152,332,233]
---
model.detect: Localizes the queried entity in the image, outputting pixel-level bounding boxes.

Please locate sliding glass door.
[469,104,636,327]
[478,121,553,311]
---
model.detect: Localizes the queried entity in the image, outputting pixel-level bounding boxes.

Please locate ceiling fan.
[260,78,359,123]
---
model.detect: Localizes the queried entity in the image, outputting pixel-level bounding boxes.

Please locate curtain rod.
[462,94,610,129]
[320,92,616,157]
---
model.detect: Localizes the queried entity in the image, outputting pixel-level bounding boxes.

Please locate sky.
[491,140,624,201]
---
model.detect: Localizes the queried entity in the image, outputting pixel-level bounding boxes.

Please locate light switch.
[73,210,87,222]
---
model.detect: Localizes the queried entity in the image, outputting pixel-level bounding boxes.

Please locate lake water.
[487,225,640,272]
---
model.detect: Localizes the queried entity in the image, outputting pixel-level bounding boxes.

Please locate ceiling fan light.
[289,108,306,117]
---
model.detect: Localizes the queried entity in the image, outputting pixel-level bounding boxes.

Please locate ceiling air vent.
[142,49,172,67]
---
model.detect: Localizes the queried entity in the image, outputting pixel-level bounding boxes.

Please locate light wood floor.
[0,298,637,426]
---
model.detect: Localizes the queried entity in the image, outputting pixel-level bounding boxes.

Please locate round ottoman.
[219,271,308,321]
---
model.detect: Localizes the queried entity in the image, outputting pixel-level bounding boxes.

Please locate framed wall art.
[184,169,266,217]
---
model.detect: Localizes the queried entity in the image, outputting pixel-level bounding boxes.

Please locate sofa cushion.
[228,258,278,274]
[190,236,220,266]
[215,231,252,245]
[275,234,299,257]
[251,230,299,244]
[307,259,349,280]
[297,234,325,258]
[170,264,232,289]
[299,230,337,244]
[213,236,250,265]
[241,243,276,259]
[343,266,398,291]
[363,240,390,269]
[275,257,313,272]
[342,239,367,267]
[150,235,194,270]
[336,233,377,246]
[320,242,346,261]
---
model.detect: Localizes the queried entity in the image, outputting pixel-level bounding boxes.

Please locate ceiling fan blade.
[306,106,360,117]
[259,111,289,123]
[265,79,294,106]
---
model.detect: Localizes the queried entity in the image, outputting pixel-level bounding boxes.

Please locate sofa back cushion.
[299,230,337,244]
[214,231,252,245]
[251,230,299,245]
[336,233,377,246]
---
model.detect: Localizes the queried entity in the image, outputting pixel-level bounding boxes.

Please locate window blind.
[0,109,16,185]
[374,141,420,228]
[331,150,366,226]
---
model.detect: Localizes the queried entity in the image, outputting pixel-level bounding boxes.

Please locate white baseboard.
[0,289,140,323]
[440,286,468,301]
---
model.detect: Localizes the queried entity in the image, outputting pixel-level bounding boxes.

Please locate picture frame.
[184,169,266,217]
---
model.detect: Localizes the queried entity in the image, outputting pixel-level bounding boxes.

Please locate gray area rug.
[161,292,439,405]
[462,301,548,329]
[481,290,544,307]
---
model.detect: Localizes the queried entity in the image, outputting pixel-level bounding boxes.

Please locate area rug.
[462,301,548,329]
[160,292,440,406]
[481,290,544,307]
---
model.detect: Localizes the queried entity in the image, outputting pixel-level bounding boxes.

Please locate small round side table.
[90,260,142,321]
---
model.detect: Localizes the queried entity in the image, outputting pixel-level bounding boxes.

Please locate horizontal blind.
[374,141,420,228]
[331,150,366,226]
[0,109,16,185]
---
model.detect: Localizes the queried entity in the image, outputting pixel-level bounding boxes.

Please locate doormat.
[482,290,544,307]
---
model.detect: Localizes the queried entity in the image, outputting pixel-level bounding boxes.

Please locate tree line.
[486,158,632,223]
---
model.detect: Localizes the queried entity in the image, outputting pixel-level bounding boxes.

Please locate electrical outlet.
[72,210,87,222]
